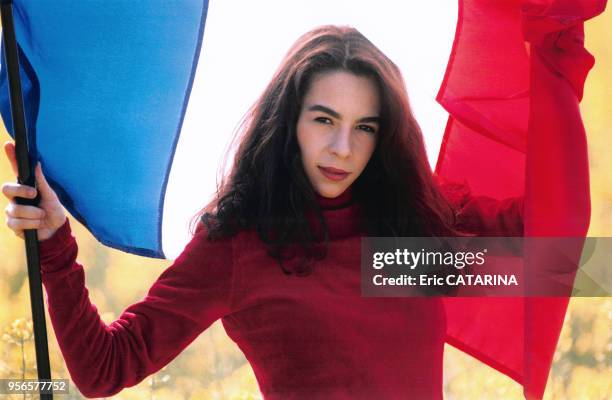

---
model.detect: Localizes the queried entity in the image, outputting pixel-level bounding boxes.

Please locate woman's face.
[296,70,380,198]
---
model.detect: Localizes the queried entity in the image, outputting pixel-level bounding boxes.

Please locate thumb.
[35,162,58,200]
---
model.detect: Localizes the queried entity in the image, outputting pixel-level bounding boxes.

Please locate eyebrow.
[307,104,381,124]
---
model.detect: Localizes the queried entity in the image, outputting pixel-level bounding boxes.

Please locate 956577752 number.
[0,379,69,394]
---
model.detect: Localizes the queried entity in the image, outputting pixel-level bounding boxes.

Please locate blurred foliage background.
[0,7,610,400]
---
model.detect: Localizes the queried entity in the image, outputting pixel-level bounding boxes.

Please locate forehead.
[303,70,381,116]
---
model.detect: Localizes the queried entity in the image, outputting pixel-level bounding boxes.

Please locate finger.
[6,216,43,231]
[3,141,18,177]
[35,162,58,200]
[1,182,37,201]
[5,203,46,219]
[9,226,25,240]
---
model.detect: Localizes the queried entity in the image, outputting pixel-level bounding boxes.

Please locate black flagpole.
[0,1,53,399]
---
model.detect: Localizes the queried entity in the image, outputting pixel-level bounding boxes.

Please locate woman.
[2,26,522,398]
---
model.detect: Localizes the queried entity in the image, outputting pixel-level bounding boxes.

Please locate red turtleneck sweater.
[39,186,522,399]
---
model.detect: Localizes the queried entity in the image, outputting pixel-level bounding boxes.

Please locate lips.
[318,166,350,181]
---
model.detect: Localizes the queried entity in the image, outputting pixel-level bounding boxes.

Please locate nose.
[328,124,352,159]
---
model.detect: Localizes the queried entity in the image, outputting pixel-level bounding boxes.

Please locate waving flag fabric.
[1,0,460,260]
[0,1,210,257]
[436,0,605,398]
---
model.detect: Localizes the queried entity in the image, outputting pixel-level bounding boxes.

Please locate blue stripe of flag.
[1,1,210,258]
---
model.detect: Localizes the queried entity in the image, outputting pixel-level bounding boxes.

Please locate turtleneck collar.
[309,185,362,240]
[314,185,354,210]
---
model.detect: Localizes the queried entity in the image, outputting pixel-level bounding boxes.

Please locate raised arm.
[38,219,234,398]
[2,141,234,397]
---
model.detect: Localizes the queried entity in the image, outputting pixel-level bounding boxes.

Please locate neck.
[307,185,362,240]
[314,186,354,210]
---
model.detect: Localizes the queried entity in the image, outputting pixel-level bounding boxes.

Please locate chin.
[315,184,347,199]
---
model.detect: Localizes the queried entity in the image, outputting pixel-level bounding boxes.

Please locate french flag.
[0,0,457,259]
[0,1,603,399]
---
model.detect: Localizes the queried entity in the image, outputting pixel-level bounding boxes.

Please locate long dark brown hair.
[191,25,456,275]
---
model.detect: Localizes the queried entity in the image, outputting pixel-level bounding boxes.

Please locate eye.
[357,124,377,134]
[314,116,333,125]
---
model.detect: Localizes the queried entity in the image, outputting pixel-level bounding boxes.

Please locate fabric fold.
[435,0,605,398]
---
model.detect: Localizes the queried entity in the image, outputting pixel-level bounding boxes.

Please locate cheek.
[358,137,377,168]
[296,122,320,165]
[296,125,308,161]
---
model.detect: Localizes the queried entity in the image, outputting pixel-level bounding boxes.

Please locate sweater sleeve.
[436,177,524,237]
[455,194,524,237]
[39,219,234,398]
